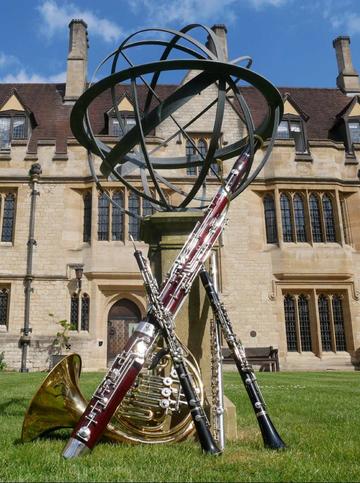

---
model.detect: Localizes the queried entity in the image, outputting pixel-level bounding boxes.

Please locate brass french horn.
[22,349,203,444]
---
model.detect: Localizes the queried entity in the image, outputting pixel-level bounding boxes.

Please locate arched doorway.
[107,298,141,366]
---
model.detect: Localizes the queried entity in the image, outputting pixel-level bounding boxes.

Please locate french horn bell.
[21,351,203,445]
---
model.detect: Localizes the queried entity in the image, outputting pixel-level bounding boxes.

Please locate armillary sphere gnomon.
[21,24,285,456]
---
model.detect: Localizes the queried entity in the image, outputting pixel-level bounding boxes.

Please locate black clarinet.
[133,247,221,455]
[199,267,286,450]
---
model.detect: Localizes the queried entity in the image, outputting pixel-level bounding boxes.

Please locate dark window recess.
[298,295,312,352]
[0,288,9,326]
[1,193,15,242]
[143,197,155,217]
[186,139,197,176]
[318,295,332,351]
[280,193,293,242]
[322,195,336,242]
[111,116,136,137]
[83,192,92,243]
[128,192,140,240]
[81,293,90,331]
[309,194,323,242]
[0,115,27,150]
[277,119,306,153]
[112,191,124,241]
[293,194,307,242]
[263,194,278,243]
[284,294,297,351]
[70,294,79,330]
[98,193,110,241]
[332,296,346,351]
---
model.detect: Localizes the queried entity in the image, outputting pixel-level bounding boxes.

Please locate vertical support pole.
[20,163,42,373]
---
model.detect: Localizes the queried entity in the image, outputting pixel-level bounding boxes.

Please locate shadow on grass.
[0,397,28,416]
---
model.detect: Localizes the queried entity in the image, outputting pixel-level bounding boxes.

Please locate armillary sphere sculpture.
[21,24,285,458]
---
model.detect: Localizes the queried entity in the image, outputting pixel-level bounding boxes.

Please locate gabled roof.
[0,82,354,152]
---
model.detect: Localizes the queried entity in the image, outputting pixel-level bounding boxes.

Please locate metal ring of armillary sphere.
[70,24,283,211]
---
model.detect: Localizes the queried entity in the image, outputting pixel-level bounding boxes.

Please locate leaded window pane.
[284,294,297,351]
[112,191,124,241]
[128,192,140,240]
[98,193,110,241]
[309,194,323,242]
[124,117,136,133]
[81,294,90,331]
[277,121,289,139]
[0,288,9,326]
[12,116,26,139]
[322,194,336,242]
[186,139,197,176]
[1,193,15,242]
[318,295,332,351]
[70,294,79,330]
[143,197,154,217]
[332,296,347,351]
[349,121,360,144]
[298,295,312,351]
[197,139,207,157]
[83,192,92,243]
[0,117,11,149]
[263,195,278,243]
[290,120,305,153]
[340,197,350,245]
[111,118,121,137]
[280,193,293,242]
[293,194,307,242]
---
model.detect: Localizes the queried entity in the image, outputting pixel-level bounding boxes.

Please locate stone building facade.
[0,21,360,372]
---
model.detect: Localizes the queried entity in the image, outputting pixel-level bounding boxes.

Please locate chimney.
[64,19,88,102]
[206,24,228,61]
[333,36,360,96]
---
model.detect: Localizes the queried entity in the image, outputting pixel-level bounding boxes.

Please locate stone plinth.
[141,211,238,442]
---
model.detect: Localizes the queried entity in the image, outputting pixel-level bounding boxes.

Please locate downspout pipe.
[20,163,42,372]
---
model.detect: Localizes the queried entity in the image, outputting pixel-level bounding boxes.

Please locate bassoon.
[62,62,282,457]
[199,267,286,449]
[63,144,251,458]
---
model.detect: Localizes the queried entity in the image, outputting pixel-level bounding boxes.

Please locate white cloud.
[38,0,122,43]
[126,0,287,26]
[0,69,66,83]
[347,13,360,35]
[321,0,360,36]
[0,52,19,69]
[249,0,287,8]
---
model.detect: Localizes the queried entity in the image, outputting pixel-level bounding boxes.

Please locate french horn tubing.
[21,349,203,445]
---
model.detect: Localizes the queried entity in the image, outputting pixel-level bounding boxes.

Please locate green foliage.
[0,351,6,371]
[0,371,359,482]
[49,314,71,354]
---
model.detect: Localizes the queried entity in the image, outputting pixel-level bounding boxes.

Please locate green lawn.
[0,370,359,482]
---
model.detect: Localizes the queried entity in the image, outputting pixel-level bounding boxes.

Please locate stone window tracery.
[283,291,350,355]
[0,192,16,243]
[70,292,90,331]
[264,190,345,245]
[0,288,9,327]
[185,135,220,177]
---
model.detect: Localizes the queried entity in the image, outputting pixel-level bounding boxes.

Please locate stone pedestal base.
[141,211,238,443]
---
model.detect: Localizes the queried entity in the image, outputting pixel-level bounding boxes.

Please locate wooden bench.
[222,346,280,372]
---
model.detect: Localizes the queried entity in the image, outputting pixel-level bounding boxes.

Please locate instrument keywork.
[199,268,286,450]
[30,23,283,457]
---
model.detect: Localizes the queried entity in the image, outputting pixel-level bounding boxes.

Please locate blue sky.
[0,0,359,88]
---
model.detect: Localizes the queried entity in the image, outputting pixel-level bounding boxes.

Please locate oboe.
[199,267,286,450]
